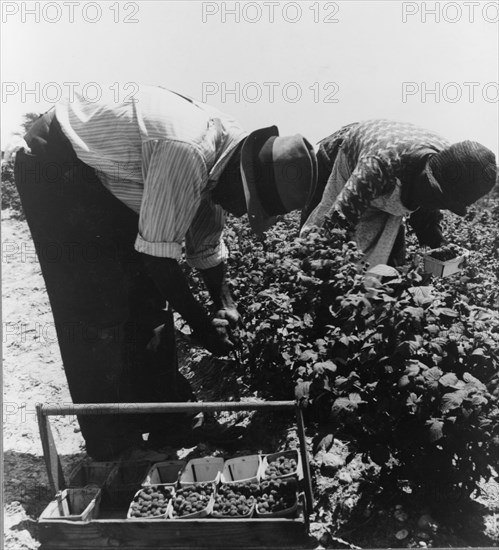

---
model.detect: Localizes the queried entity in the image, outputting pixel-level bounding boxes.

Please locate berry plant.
[213,202,499,502]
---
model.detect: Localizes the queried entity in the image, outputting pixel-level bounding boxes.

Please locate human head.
[240,126,317,234]
[423,141,497,216]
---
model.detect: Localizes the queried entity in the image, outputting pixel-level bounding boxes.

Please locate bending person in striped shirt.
[14,85,317,460]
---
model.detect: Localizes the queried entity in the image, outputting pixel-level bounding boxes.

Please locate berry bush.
[215,205,499,501]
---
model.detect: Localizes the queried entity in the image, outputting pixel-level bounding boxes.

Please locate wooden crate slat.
[39,518,314,549]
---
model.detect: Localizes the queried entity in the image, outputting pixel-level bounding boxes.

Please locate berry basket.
[127,484,174,520]
[169,482,215,519]
[103,460,152,507]
[142,460,185,487]
[423,245,470,278]
[67,460,118,488]
[212,481,258,519]
[259,450,303,481]
[255,478,299,518]
[179,457,224,485]
[220,454,261,484]
[40,487,101,522]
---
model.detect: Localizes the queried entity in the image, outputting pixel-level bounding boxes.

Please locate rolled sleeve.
[136,139,207,259]
[186,240,228,270]
[134,236,183,259]
[185,195,228,269]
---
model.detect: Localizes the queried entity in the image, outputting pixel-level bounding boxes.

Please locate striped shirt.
[55,85,248,269]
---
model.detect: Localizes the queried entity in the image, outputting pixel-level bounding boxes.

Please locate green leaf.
[339,335,350,347]
[463,372,486,391]
[316,434,334,453]
[314,360,337,374]
[469,394,488,407]
[366,264,400,279]
[300,350,317,362]
[435,307,459,319]
[439,373,459,388]
[408,286,434,306]
[403,306,425,320]
[294,381,311,402]
[428,419,444,442]
[331,397,355,413]
[406,392,421,413]
[303,313,313,327]
[426,324,440,335]
[404,361,423,377]
[349,392,363,405]
[440,390,466,413]
[398,375,411,388]
[424,367,443,382]
[395,340,420,358]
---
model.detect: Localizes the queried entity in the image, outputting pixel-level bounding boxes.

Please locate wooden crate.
[38,515,313,549]
[37,401,314,549]
[39,468,312,549]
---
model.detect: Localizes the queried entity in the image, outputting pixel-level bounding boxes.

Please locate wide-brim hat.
[424,141,497,216]
[240,126,317,235]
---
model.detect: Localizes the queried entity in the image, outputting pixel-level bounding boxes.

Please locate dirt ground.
[2,211,82,549]
[3,209,499,549]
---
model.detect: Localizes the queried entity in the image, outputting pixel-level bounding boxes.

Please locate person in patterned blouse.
[300,119,497,267]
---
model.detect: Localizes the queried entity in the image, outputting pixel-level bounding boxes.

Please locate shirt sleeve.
[332,155,396,229]
[408,208,445,248]
[135,139,207,259]
[185,194,228,269]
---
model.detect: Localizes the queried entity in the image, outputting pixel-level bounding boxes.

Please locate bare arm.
[141,254,233,355]
[199,262,240,327]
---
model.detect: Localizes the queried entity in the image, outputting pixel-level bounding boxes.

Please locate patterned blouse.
[314,119,450,246]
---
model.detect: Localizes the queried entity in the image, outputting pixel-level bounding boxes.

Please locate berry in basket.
[128,485,173,518]
[427,244,463,261]
[256,479,297,514]
[171,482,213,517]
[265,455,298,478]
[213,481,259,517]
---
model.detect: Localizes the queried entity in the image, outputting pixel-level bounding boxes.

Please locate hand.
[192,317,234,356]
[214,307,241,329]
[299,224,322,239]
[325,209,349,231]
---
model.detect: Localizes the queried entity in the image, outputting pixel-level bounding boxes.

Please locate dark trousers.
[14,113,194,459]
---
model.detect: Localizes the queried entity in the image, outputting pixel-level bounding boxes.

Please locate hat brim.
[240,126,279,235]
